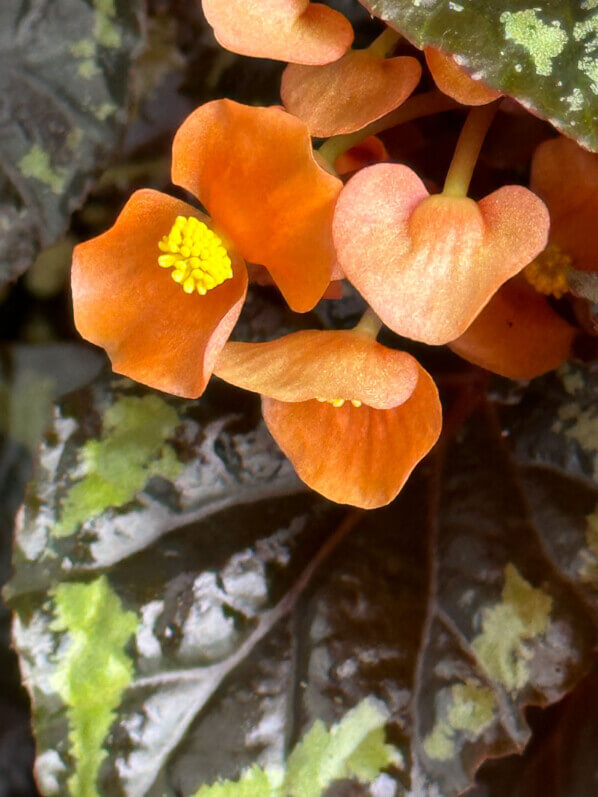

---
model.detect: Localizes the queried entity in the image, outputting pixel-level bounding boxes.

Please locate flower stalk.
[442,101,500,197]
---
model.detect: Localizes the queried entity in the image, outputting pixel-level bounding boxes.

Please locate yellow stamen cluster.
[158,216,232,295]
[525,244,571,299]
[316,397,363,408]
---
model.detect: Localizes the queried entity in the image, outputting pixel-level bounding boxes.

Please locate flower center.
[524,244,571,299]
[316,397,363,408]
[158,216,232,295]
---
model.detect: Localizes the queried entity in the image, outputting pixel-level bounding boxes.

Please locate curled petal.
[531,136,598,272]
[334,135,390,175]
[214,330,419,409]
[172,100,342,312]
[333,163,549,344]
[425,47,501,106]
[261,365,441,508]
[449,277,575,379]
[202,0,353,64]
[72,189,247,398]
[281,51,421,136]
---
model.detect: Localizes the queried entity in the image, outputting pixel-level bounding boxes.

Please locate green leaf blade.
[361,0,598,150]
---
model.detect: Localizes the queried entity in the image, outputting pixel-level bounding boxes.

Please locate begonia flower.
[214,330,442,508]
[530,136,598,276]
[449,276,576,379]
[425,47,501,106]
[281,37,421,136]
[332,163,549,345]
[172,100,342,313]
[202,0,353,64]
[72,190,248,398]
[73,99,343,397]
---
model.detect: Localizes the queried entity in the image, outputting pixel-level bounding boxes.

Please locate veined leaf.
[0,0,144,284]
[361,0,598,151]
[7,364,598,795]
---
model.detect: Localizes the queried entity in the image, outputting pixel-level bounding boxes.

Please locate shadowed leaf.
[0,0,144,285]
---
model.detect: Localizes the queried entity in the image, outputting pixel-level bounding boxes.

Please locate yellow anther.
[158,216,233,295]
[315,397,364,408]
[525,244,571,299]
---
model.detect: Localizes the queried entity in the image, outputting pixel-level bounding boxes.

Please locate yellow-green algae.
[50,576,137,796]
[19,145,66,194]
[472,564,552,692]
[501,9,568,76]
[93,0,122,48]
[56,394,181,536]
[423,679,496,762]
[194,699,400,796]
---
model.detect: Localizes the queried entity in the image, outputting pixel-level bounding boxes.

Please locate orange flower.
[332,163,549,344]
[449,276,576,379]
[202,0,353,64]
[72,190,248,398]
[214,330,442,508]
[172,100,342,312]
[531,136,598,274]
[281,48,421,136]
[425,47,501,106]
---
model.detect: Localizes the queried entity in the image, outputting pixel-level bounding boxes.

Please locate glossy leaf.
[0,0,144,285]
[0,343,105,797]
[7,364,598,795]
[360,0,598,150]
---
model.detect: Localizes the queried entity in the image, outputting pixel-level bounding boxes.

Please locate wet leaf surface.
[0,0,144,285]
[0,343,104,797]
[360,0,598,151]
[6,362,598,796]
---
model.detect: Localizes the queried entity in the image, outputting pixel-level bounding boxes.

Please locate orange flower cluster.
[72,0,596,509]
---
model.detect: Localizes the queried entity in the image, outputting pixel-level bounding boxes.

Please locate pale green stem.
[442,101,500,197]
[318,91,458,166]
[354,307,383,339]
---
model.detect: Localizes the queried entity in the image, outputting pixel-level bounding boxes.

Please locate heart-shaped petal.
[202,0,353,64]
[531,136,598,273]
[261,364,441,508]
[333,163,549,344]
[281,50,421,136]
[449,277,575,379]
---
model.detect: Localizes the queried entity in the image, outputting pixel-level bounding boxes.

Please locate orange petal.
[449,277,575,379]
[172,100,342,312]
[71,189,247,398]
[334,135,390,175]
[332,163,549,344]
[261,364,441,508]
[425,47,501,106]
[531,136,598,272]
[281,50,421,136]
[248,262,343,300]
[214,330,419,409]
[202,0,353,64]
